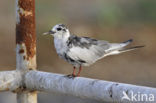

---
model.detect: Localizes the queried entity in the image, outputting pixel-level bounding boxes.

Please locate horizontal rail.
[25,70,156,103]
[0,70,22,91]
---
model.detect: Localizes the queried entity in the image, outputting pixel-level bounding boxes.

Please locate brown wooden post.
[16,0,37,103]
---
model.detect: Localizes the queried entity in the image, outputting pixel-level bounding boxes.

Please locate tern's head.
[43,24,70,39]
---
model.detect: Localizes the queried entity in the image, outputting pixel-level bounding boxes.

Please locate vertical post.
[16,0,37,103]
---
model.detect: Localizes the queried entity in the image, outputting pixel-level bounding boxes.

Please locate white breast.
[54,38,67,55]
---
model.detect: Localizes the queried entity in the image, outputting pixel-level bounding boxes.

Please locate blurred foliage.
[35,0,156,29]
[98,0,156,26]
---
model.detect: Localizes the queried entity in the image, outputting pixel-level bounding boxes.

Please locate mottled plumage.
[43,24,144,77]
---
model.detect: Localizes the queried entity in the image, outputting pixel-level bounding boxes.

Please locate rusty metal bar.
[16,0,36,71]
[16,0,37,102]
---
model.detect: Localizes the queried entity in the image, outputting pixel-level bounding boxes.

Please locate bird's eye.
[57,28,62,31]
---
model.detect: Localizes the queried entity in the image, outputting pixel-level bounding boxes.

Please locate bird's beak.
[43,30,56,35]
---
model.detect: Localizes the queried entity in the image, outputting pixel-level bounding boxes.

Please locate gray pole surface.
[25,71,156,103]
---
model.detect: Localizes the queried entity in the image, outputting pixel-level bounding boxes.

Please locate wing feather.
[66,36,110,65]
[66,36,134,66]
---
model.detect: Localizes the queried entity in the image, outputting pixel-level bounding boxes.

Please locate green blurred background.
[0,0,156,103]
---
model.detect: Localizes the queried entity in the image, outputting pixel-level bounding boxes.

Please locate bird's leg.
[66,66,76,78]
[76,66,82,77]
[72,66,76,76]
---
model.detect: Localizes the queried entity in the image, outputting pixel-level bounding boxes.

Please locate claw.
[66,74,76,79]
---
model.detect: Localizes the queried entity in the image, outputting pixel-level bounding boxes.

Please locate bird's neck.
[54,34,70,54]
[54,32,70,42]
[63,32,70,41]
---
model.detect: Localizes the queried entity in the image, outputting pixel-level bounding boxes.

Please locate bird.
[43,24,144,78]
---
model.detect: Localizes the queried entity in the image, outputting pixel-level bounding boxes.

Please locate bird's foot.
[66,74,76,79]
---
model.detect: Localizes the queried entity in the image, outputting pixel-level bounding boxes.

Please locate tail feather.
[107,39,133,52]
[121,39,133,47]
[122,39,133,44]
[105,39,144,56]
[119,45,145,53]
